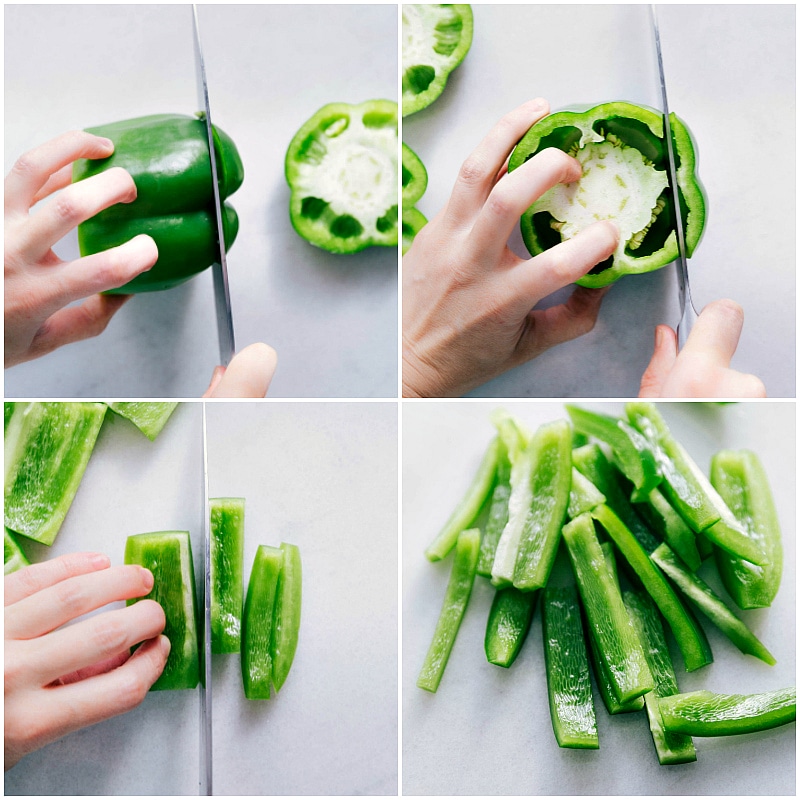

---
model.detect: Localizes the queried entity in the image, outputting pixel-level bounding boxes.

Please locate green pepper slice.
[73,114,243,293]
[4,528,30,575]
[4,402,107,546]
[425,435,499,562]
[476,435,511,577]
[635,487,702,572]
[650,543,775,665]
[542,585,599,749]
[418,528,480,692]
[484,586,537,668]
[402,207,428,255]
[624,589,697,765]
[402,143,428,209]
[209,498,245,654]
[562,514,653,704]
[125,531,200,691]
[710,450,783,609]
[508,102,706,288]
[242,544,283,699]
[285,100,398,254]
[402,4,473,117]
[107,402,178,441]
[658,688,796,736]
[626,402,767,566]
[270,543,302,693]
[567,467,606,519]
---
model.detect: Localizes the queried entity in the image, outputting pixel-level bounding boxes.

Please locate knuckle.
[457,154,490,188]
[115,669,151,712]
[90,615,128,656]
[484,189,513,219]
[54,579,89,617]
[10,152,40,181]
[51,191,85,226]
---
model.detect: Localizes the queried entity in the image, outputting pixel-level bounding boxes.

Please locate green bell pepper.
[635,486,702,572]
[402,143,428,209]
[107,402,178,441]
[508,102,706,288]
[209,498,245,654]
[73,114,243,293]
[270,542,302,693]
[402,4,473,117]
[4,528,30,575]
[484,586,537,668]
[710,450,783,609]
[658,688,796,737]
[542,585,599,749]
[402,207,428,254]
[125,531,200,691]
[476,435,511,577]
[285,100,398,254]
[5,402,107,546]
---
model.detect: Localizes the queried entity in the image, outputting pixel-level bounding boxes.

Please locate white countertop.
[402,401,795,795]
[403,4,795,398]
[5,401,398,795]
[4,5,398,399]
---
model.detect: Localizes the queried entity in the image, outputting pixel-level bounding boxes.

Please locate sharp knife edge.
[650,4,698,348]
[192,4,236,367]
[200,402,213,795]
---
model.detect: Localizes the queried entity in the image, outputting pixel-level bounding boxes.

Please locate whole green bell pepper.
[508,102,706,288]
[285,100,398,254]
[72,114,244,293]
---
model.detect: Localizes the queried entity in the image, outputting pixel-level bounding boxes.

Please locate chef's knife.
[199,403,213,795]
[192,4,236,367]
[650,4,698,349]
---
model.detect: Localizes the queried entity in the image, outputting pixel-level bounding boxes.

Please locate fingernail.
[160,635,171,657]
[99,137,114,150]
[139,567,154,591]
[90,553,111,569]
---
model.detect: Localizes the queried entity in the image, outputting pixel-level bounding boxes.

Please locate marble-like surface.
[4,5,398,398]
[402,4,795,397]
[402,401,796,795]
[5,401,398,795]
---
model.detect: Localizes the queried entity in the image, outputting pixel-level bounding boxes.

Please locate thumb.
[638,325,678,398]
[203,343,277,398]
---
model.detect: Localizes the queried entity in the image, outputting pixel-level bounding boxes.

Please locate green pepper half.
[508,102,706,288]
[285,100,398,254]
[73,114,244,293]
[402,4,473,117]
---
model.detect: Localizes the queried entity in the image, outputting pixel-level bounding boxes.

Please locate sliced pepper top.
[508,102,706,288]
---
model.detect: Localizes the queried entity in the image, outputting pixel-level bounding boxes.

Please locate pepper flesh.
[73,114,243,293]
[658,688,796,736]
[285,100,398,254]
[710,450,783,608]
[402,207,427,254]
[107,402,178,441]
[402,5,473,117]
[417,528,480,692]
[402,143,428,208]
[125,531,200,691]
[484,586,537,667]
[4,402,107,545]
[542,586,599,749]
[270,543,302,693]
[209,498,245,654]
[4,528,30,575]
[508,102,706,288]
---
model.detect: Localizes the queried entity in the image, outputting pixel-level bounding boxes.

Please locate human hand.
[4,553,168,769]
[203,342,278,398]
[638,299,766,398]
[402,98,619,398]
[5,130,158,367]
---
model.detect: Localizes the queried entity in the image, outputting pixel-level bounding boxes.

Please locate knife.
[199,402,213,795]
[650,4,698,349]
[192,4,236,367]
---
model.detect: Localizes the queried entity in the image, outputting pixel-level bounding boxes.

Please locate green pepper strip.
[635,487,702,572]
[711,450,783,609]
[425,437,499,562]
[567,467,606,519]
[242,545,283,699]
[107,402,178,441]
[542,585,599,749]
[271,543,302,692]
[588,542,645,714]
[476,437,511,577]
[563,514,653,704]
[417,528,480,692]
[650,543,775,666]
[658,688,796,737]
[209,498,245,654]
[4,402,107,546]
[566,405,660,501]
[4,528,30,575]
[510,420,573,591]
[624,589,697,765]
[590,504,712,672]
[125,531,200,691]
[484,586,537,668]
[626,402,766,566]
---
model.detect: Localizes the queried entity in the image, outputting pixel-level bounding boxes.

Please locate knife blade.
[650,4,698,349]
[199,402,213,795]
[192,4,236,367]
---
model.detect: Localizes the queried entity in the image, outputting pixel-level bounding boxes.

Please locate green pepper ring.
[508,102,707,288]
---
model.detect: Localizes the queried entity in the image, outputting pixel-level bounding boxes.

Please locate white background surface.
[402,401,795,795]
[5,401,398,795]
[403,4,795,397]
[4,5,398,399]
